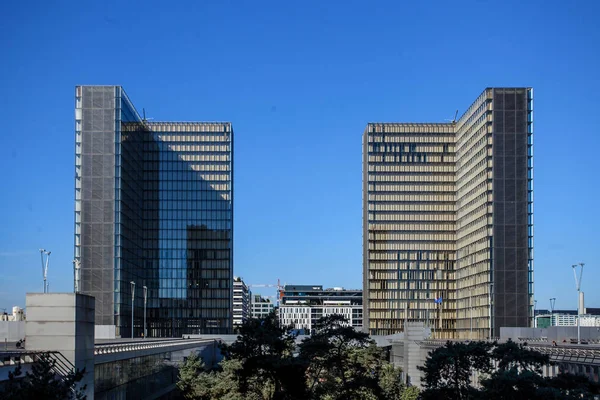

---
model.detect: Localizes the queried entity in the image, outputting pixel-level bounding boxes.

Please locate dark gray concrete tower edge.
[490,88,534,337]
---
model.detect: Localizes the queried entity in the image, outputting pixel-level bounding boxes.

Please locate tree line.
[177,313,418,400]
[178,313,600,400]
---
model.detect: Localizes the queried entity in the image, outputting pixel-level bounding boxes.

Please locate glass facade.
[75,86,233,337]
[362,123,457,337]
[363,88,533,338]
[95,352,178,400]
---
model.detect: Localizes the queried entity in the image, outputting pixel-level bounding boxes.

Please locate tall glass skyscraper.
[75,86,233,337]
[363,88,533,338]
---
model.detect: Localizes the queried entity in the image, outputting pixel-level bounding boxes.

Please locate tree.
[177,313,422,400]
[399,385,420,400]
[299,314,383,400]
[220,312,307,400]
[1,353,86,400]
[479,340,551,400]
[418,340,493,400]
[542,372,600,400]
[419,340,600,400]
[379,363,406,400]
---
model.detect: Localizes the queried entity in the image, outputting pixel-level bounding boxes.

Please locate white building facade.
[251,295,274,319]
[278,285,362,334]
[233,277,250,329]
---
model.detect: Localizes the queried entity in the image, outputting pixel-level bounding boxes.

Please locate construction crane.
[444,110,459,125]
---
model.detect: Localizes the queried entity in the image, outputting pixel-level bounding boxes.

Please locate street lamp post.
[572,263,584,344]
[534,300,537,327]
[39,249,51,293]
[143,285,148,339]
[130,281,136,338]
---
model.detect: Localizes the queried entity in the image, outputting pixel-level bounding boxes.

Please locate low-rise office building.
[251,295,274,319]
[279,285,362,334]
[535,309,600,327]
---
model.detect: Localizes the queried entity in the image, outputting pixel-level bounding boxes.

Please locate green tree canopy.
[177,312,421,400]
[419,339,600,400]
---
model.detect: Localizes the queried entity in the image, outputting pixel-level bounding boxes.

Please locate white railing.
[94,338,216,356]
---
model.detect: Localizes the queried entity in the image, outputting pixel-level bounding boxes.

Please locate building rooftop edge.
[146,121,232,125]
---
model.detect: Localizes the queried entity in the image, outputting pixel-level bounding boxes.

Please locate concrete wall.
[0,321,25,342]
[95,325,116,340]
[26,293,95,399]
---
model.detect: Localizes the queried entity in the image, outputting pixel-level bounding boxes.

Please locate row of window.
[368,223,455,233]
[164,144,230,153]
[368,204,454,212]
[368,144,452,153]
[368,125,455,134]
[369,183,455,192]
[368,174,454,183]
[369,213,455,222]
[369,164,455,173]
[156,134,230,141]
[368,250,456,261]
[369,242,457,251]
[368,154,455,164]
[369,193,455,202]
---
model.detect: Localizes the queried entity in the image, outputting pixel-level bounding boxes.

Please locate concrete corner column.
[404,322,426,387]
[26,293,95,399]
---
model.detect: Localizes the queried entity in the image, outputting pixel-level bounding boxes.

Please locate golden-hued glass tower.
[363,88,533,339]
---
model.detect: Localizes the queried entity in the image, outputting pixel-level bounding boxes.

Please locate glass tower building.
[363,88,533,338]
[75,86,233,337]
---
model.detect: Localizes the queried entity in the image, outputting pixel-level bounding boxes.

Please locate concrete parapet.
[26,293,95,399]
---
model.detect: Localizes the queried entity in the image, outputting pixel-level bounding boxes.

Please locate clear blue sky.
[1,0,598,312]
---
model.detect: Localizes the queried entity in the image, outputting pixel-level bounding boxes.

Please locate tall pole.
[44,251,51,293]
[143,285,148,339]
[39,249,45,292]
[572,263,584,344]
[534,300,537,327]
[130,281,135,338]
[489,283,493,339]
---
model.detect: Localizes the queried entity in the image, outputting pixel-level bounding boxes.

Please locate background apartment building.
[363,88,533,339]
[233,277,250,329]
[279,285,362,334]
[251,295,275,319]
[75,86,233,337]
